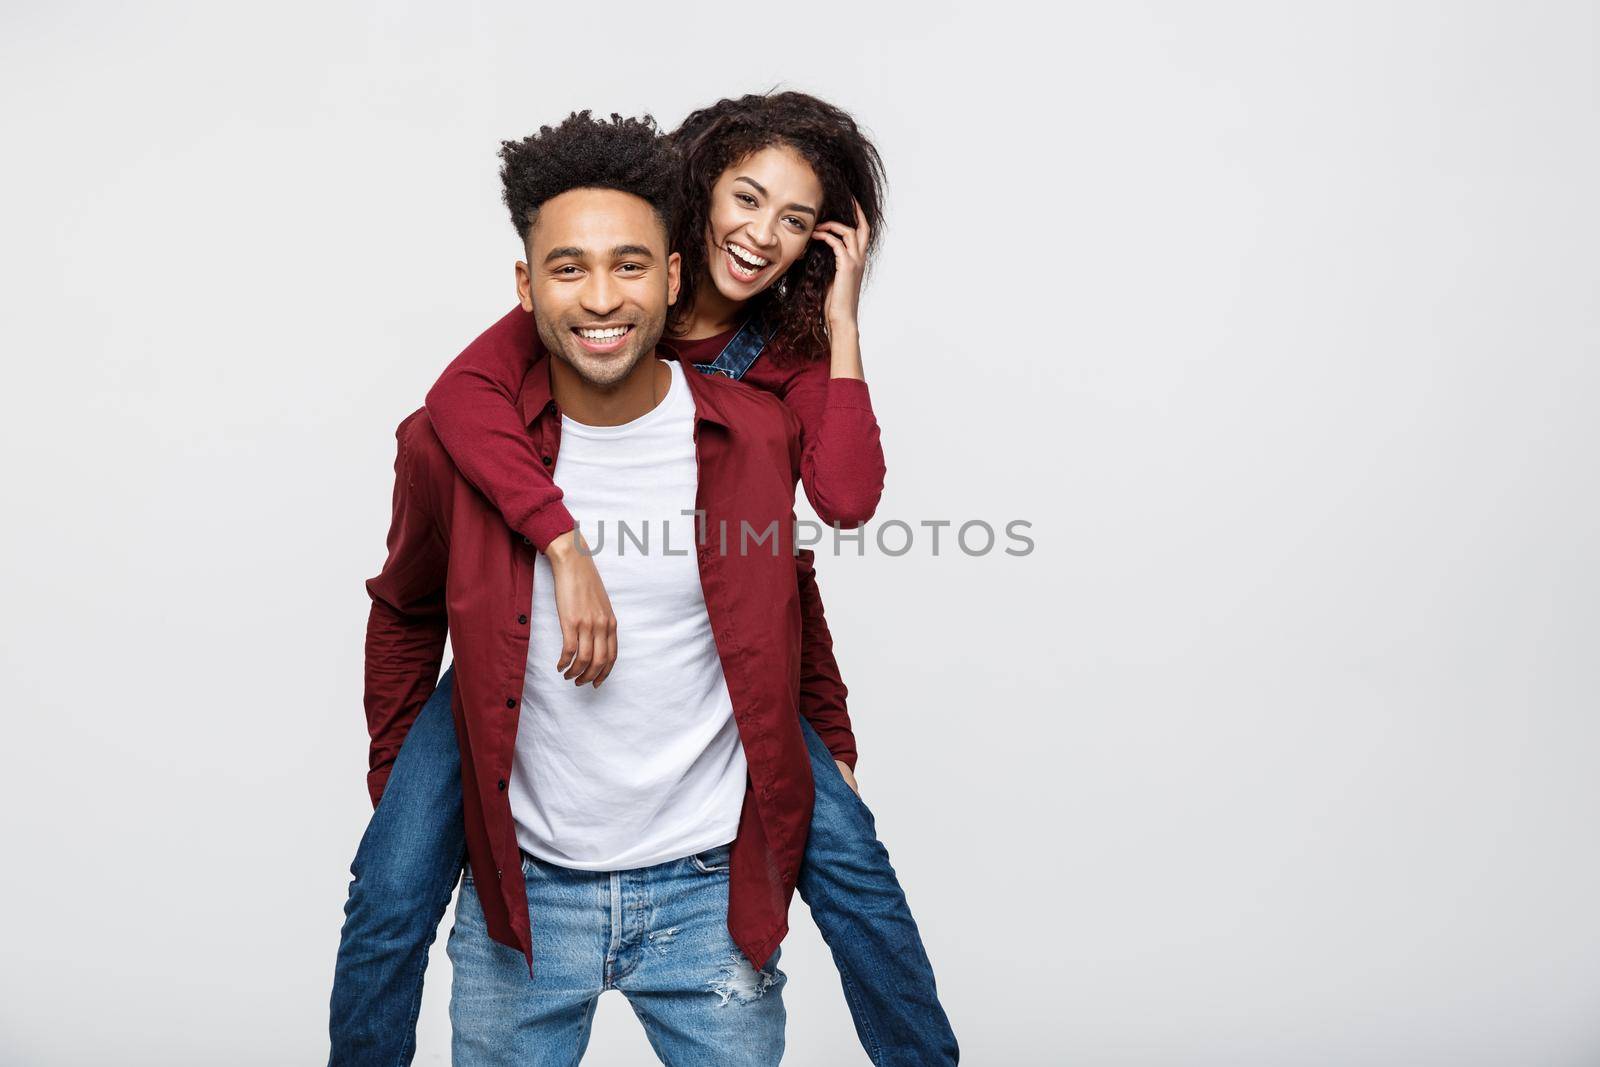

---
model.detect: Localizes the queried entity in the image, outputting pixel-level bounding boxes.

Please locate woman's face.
[703,143,824,304]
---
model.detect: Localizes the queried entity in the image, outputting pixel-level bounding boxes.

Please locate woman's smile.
[721,240,773,284]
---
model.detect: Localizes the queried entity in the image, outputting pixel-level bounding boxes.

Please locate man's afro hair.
[499,111,681,242]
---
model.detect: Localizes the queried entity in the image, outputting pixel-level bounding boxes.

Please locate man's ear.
[515,259,534,312]
[666,251,682,307]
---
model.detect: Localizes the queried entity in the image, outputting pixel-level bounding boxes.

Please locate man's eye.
[556,265,581,276]
[618,263,643,274]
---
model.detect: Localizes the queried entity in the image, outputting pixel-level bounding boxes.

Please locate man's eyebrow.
[542,246,585,264]
[734,176,817,218]
[542,244,656,264]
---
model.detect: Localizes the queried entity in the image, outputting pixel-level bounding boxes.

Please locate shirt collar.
[519,349,733,430]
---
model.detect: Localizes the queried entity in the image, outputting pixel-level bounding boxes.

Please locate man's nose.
[579,272,622,316]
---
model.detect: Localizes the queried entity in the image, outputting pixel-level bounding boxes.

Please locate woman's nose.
[748,216,778,249]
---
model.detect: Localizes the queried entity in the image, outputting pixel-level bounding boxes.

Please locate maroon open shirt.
[363,350,856,974]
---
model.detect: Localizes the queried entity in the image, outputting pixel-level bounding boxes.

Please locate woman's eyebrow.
[734,176,817,217]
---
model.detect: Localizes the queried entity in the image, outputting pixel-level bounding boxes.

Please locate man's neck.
[550,355,672,427]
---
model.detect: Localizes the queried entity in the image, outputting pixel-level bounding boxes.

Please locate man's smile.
[571,323,635,353]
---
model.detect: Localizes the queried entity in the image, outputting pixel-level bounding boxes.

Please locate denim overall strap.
[694,316,770,382]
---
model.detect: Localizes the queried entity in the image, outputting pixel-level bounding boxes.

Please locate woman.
[329,92,958,1066]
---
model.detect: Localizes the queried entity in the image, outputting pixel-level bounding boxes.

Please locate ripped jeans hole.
[707,952,781,1006]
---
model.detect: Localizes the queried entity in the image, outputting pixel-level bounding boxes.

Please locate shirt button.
[496,868,503,879]
[522,535,532,546]
[541,455,553,466]
[505,698,516,709]
[497,779,507,791]
[517,614,528,625]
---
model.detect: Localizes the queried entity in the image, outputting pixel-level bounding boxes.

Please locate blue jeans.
[449,842,785,1064]
[328,667,958,1065]
[328,669,466,1065]
[794,710,959,1065]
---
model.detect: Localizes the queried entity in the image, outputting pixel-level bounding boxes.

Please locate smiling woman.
[703,145,823,302]
[667,92,886,363]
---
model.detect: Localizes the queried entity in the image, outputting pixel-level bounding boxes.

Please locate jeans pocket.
[689,843,732,874]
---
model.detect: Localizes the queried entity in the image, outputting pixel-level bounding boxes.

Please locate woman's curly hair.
[666,91,887,364]
[499,111,681,246]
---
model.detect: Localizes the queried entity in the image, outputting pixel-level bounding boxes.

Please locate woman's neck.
[678,279,748,341]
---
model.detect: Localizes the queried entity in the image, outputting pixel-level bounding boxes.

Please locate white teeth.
[578,327,628,340]
[728,244,769,267]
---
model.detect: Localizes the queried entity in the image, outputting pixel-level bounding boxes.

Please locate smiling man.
[361,112,826,1064]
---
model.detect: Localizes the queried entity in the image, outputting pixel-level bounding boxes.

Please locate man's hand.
[835,760,860,797]
[546,529,617,687]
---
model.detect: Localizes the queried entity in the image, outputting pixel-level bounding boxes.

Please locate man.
[363,112,835,1063]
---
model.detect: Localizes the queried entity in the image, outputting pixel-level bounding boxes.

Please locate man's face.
[517,188,681,389]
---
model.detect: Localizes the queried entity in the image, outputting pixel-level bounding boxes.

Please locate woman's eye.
[735,193,756,206]
[785,216,805,229]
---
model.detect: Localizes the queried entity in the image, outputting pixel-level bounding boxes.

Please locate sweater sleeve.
[794,546,857,770]
[772,360,886,528]
[423,305,576,551]
[775,400,858,769]
[363,414,450,808]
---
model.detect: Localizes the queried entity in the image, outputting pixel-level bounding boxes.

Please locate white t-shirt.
[510,359,747,871]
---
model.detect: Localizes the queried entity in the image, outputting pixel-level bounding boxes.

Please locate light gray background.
[2,1,1597,1064]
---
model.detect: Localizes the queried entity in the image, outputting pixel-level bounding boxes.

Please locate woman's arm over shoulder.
[423,304,575,550]
[769,356,886,528]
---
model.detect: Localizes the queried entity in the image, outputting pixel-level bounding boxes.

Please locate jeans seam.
[629,997,670,1064]
[572,997,599,1067]
[604,871,623,988]
[833,952,886,1066]
[392,843,465,1067]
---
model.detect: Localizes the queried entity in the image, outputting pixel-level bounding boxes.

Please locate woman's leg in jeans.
[328,667,465,1067]
[795,715,960,1066]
